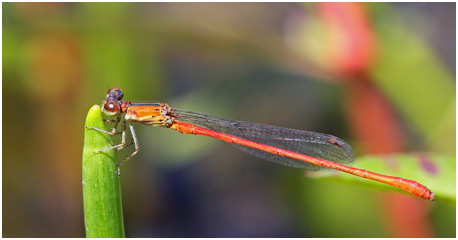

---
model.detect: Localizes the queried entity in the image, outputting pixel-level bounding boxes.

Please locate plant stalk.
[82,105,125,238]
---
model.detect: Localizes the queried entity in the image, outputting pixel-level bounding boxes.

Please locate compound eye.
[104,101,121,114]
[107,88,124,101]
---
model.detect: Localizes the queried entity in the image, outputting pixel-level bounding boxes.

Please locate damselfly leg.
[86,116,140,176]
[117,123,140,168]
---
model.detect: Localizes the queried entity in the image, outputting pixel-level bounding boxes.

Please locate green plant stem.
[82,105,125,238]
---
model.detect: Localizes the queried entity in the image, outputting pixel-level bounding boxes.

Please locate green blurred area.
[3,2,455,237]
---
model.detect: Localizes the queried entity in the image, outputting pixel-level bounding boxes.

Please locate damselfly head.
[106,88,124,101]
[102,101,121,116]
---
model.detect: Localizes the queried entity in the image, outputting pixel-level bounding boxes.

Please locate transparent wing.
[172,109,355,170]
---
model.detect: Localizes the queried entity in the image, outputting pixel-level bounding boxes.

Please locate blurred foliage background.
[3,2,455,237]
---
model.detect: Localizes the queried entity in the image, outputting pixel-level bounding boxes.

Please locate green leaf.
[308,154,455,201]
[82,105,125,238]
[370,13,455,154]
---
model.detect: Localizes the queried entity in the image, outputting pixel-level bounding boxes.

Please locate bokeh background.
[3,2,456,237]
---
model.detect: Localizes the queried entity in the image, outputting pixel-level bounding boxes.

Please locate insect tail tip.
[429,192,435,201]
